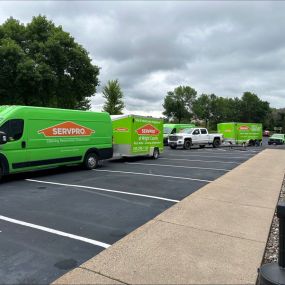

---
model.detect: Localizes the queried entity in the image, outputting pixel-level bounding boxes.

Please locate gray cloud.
[1,1,285,116]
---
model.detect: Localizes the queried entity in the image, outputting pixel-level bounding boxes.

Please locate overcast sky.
[1,1,285,116]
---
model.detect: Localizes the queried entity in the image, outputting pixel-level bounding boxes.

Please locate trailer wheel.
[183,139,192,150]
[213,138,220,148]
[84,153,99,170]
[152,148,159,159]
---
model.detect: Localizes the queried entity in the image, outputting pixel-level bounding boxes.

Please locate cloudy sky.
[1,1,285,116]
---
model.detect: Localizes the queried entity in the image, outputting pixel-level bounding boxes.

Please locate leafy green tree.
[240,92,270,123]
[102,79,125,114]
[192,94,211,128]
[0,16,99,109]
[163,86,197,123]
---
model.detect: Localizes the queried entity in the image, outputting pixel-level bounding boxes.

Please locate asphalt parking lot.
[0,143,272,284]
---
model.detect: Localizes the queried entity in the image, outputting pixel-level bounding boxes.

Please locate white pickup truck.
[168,127,223,149]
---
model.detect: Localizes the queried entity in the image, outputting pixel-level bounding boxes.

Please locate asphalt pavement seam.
[125,162,230,172]
[160,157,240,164]
[93,169,213,183]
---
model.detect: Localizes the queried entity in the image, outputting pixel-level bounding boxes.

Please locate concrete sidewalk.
[54,149,285,284]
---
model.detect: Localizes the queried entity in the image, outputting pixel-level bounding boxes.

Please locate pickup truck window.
[200,129,207,134]
[193,129,200,135]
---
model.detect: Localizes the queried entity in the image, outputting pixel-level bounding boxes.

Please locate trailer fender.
[0,154,9,175]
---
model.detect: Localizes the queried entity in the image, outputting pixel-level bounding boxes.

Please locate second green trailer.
[217,122,262,145]
[111,115,163,159]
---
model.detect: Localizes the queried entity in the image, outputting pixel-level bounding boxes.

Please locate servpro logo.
[38,121,95,137]
[114,127,129,132]
[136,124,160,136]
[239,126,250,131]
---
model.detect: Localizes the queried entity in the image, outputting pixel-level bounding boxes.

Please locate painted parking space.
[0,146,262,283]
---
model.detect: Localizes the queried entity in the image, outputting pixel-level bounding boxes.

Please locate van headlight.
[177,136,183,139]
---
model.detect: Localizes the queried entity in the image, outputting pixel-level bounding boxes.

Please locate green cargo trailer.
[0,106,113,179]
[163,123,196,145]
[112,115,163,159]
[217,122,262,145]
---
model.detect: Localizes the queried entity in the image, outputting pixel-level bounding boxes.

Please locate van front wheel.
[84,153,99,170]
[0,165,3,182]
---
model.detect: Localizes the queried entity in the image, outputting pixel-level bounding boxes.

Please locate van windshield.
[180,128,194,134]
[163,127,172,134]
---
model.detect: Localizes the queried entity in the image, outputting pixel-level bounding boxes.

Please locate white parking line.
[94,169,212,183]
[125,162,230,172]
[160,157,240,164]
[0,215,110,248]
[165,154,252,159]
[26,179,179,203]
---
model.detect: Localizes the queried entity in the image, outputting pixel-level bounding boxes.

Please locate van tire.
[213,138,220,148]
[199,145,205,148]
[183,139,192,150]
[0,165,3,182]
[84,153,99,170]
[169,145,177,149]
[152,148,159,159]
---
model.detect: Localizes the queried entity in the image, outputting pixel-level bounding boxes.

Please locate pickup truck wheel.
[84,153,99,170]
[213,138,221,148]
[152,148,159,159]
[183,140,192,150]
[169,145,177,149]
[199,145,205,148]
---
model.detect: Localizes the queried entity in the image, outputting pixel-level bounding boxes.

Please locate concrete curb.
[53,149,285,284]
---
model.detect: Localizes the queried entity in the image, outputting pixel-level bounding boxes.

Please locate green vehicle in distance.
[163,123,195,145]
[268,133,285,145]
[217,122,262,146]
[112,115,163,159]
[0,106,113,180]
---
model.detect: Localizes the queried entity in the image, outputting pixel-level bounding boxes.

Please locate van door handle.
[21,141,26,148]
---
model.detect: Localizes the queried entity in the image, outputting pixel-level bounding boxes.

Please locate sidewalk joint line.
[193,196,275,210]
[79,266,130,285]
[156,219,265,244]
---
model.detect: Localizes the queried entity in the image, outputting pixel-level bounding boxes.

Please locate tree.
[102,79,125,114]
[163,86,197,123]
[240,92,270,123]
[0,16,99,109]
[192,94,211,128]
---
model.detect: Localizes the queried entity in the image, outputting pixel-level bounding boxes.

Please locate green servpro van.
[163,123,195,145]
[217,122,262,146]
[0,106,113,179]
[112,115,163,159]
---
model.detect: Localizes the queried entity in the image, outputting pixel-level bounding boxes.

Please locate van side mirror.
[0,132,7,145]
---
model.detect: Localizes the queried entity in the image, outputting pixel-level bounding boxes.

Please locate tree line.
[162,86,277,130]
[0,16,284,131]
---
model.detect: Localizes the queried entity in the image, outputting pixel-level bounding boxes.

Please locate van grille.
[168,135,178,141]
